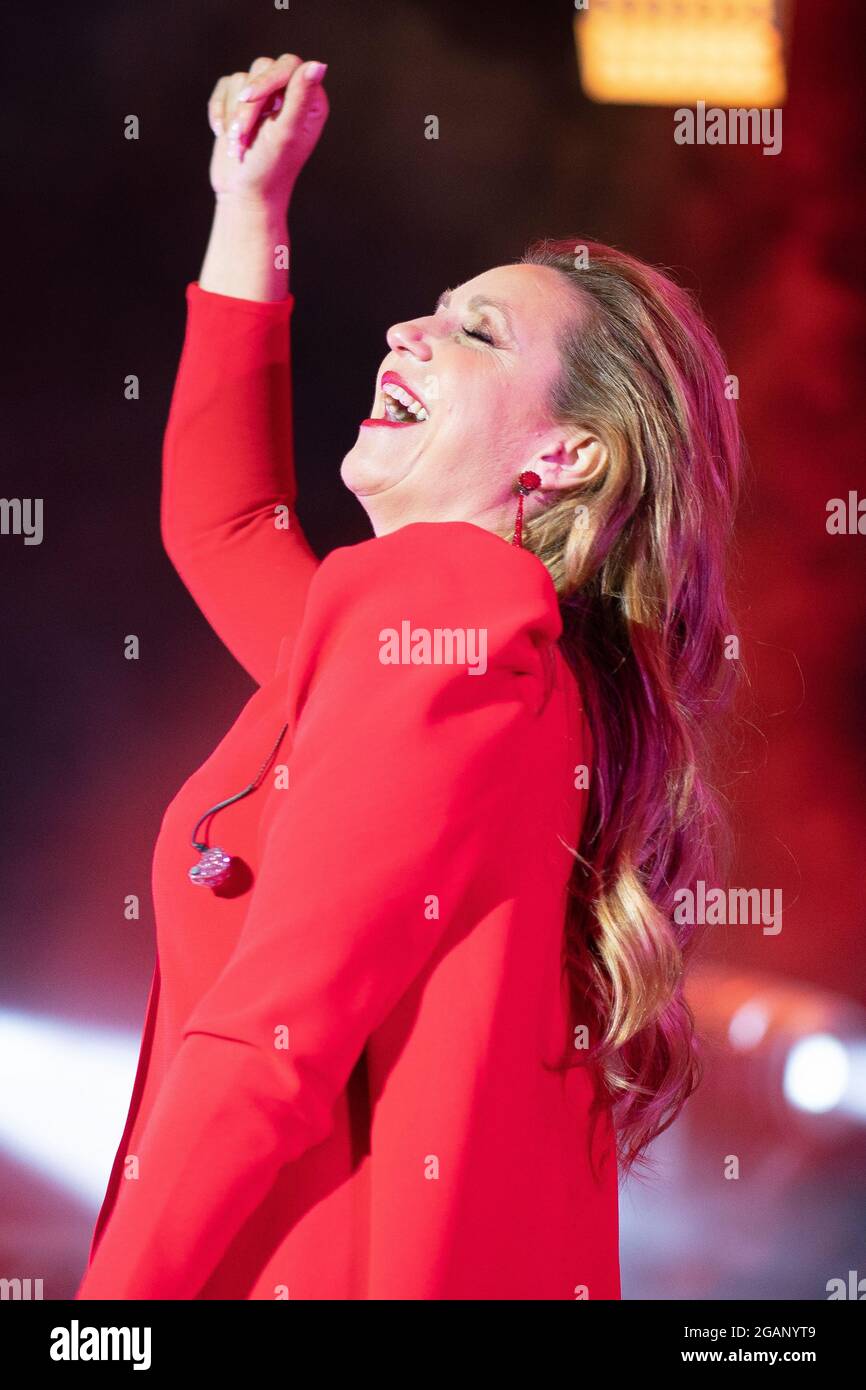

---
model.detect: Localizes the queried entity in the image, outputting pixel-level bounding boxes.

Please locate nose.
[385,314,435,361]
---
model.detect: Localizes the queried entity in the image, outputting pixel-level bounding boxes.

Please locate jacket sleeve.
[160,282,320,686]
[76,523,562,1300]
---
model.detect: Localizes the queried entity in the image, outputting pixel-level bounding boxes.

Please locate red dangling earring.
[511,470,541,547]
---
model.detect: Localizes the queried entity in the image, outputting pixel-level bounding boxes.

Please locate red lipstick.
[360,417,415,429]
[361,369,430,429]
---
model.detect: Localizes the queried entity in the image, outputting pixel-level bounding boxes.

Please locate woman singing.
[76,53,741,1300]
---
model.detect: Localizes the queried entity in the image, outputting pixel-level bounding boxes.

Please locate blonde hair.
[502,239,743,1176]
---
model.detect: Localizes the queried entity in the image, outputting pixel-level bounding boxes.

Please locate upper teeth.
[382,382,429,421]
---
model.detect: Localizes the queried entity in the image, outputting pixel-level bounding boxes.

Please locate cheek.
[470,389,540,465]
[438,375,511,442]
[431,360,543,479]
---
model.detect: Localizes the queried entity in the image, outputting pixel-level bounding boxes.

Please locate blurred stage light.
[728,999,770,1050]
[783,1033,850,1114]
[688,968,866,1136]
[574,0,792,107]
[0,1010,138,1204]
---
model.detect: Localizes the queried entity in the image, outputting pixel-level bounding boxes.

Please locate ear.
[527,430,607,493]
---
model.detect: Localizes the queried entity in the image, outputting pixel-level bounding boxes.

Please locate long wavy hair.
[497,238,743,1177]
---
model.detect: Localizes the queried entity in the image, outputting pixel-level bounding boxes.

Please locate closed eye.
[463,325,496,346]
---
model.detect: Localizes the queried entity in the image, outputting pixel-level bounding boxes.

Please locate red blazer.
[75,283,620,1300]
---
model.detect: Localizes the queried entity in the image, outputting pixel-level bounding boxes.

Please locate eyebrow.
[434,289,516,340]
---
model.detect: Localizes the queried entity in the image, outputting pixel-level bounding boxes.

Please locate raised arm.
[160,55,330,684]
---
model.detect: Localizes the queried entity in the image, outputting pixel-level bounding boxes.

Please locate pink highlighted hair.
[509,238,743,1175]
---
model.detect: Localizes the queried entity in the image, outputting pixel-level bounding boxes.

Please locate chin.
[340,444,408,497]
[339,446,375,495]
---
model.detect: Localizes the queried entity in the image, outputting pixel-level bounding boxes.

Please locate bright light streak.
[0,1010,138,1204]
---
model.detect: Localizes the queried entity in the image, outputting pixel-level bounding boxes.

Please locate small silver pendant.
[188,846,233,889]
[187,720,290,892]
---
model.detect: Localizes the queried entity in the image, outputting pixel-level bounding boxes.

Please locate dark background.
[2,0,864,1300]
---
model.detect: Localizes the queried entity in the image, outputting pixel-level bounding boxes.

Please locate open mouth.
[382,380,429,424]
[362,370,430,428]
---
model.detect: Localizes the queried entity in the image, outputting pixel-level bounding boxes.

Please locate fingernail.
[238,85,254,101]
[229,118,241,135]
[303,61,327,83]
